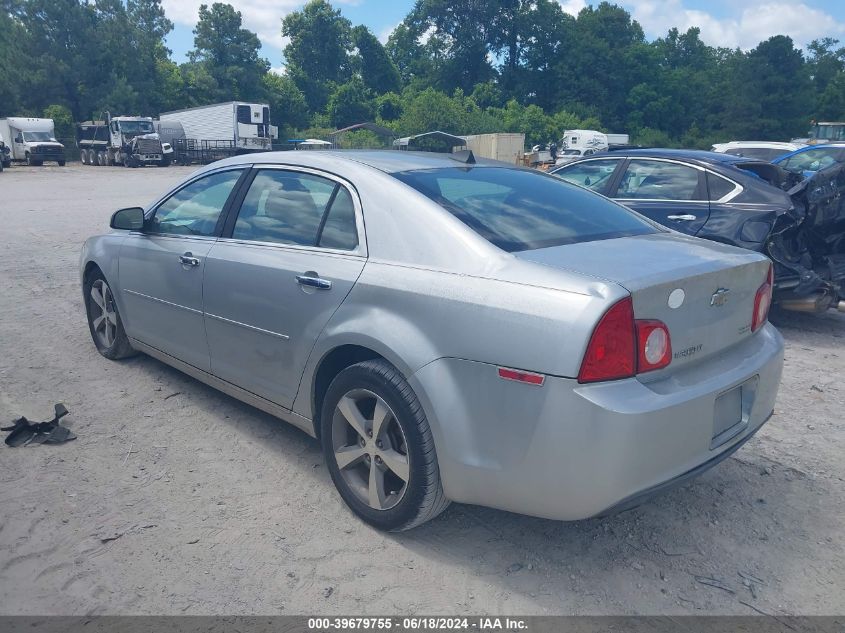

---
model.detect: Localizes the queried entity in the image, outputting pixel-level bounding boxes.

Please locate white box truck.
[0,117,66,166]
[461,133,525,164]
[159,102,278,164]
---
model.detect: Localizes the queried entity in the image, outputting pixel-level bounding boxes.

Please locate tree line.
[2,0,845,148]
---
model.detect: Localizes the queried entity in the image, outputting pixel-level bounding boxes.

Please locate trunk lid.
[516,233,771,375]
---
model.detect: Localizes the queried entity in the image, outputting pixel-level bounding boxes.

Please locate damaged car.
[552,149,845,313]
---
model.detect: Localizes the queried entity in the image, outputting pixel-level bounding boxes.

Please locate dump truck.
[77,112,169,167]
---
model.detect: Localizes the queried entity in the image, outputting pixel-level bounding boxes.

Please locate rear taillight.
[636,320,672,372]
[752,264,774,333]
[578,298,636,383]
[578,297,672,384]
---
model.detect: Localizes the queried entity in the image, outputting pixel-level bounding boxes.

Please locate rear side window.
[553,159,620,193]
[707,172,737,201]
[616,159,705,200]
[232,170,358,250]
[393,167,657,252]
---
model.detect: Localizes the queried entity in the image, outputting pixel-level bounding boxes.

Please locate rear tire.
[83,269,136,360]
[320,359,450,531]
[57,160,66,167]
[96,151,106,166]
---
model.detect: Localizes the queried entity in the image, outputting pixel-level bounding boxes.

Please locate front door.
[202,167,366,409]
[612,158,711,236]
[118,168,246,371]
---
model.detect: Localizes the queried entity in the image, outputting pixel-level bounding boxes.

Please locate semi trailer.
[0,118,66,166]
[77,112,170,167]
[158,101,277,164]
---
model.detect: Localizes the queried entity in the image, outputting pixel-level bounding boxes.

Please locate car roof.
[715,141,799,148]
[205,149,506,175]
[605,148,756,165]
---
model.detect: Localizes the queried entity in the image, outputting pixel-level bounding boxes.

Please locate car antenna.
[450,149,476,164]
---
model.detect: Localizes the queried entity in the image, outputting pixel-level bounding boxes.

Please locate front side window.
[232,170,358,249]
[554,159,620,192]
[616,160,705,200]
[393,166,657,252]
[150,170,243,236]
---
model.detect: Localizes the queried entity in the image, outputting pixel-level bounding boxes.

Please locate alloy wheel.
[331,389,410,511]
[90,279,118,348]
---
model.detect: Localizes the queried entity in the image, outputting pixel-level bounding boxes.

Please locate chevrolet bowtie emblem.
[710,288,731,306]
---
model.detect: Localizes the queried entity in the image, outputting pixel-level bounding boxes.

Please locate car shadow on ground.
[123,342,825,614]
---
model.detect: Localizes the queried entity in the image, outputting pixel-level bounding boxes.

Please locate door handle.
[296,274,332,290]
[667,214,697,221]
[179,252,200,267]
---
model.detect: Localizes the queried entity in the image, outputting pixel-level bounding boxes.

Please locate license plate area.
[711,376,759,449]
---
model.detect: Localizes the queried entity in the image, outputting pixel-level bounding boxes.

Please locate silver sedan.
[80,151,784,531]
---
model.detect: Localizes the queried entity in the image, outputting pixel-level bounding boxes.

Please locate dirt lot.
[0,164,843,617]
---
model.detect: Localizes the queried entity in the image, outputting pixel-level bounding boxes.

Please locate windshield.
[779,147,845,173]
[118,121,154,135]
[809,124,845,141]
[393,166,658,252]
[22,131,56,142]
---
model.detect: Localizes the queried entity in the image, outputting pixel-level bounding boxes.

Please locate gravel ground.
[0,164,843,616]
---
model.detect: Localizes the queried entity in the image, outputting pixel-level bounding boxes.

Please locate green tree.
[127,0,175,114]
[189,3,269,102]
[327,78,374,128]
[283,0,352,112]
[352,25,401,95]
[263,72,310,135]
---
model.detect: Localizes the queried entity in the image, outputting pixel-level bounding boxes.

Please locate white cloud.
[379,21,400,44]
[163,0,361,56]
[559,0,587,17]
[617,0,845,50]
[269,65,287,76]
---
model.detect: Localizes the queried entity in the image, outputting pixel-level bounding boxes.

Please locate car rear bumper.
[409,323,784,521]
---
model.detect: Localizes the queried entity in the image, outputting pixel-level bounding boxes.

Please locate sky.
[163,0,845,73]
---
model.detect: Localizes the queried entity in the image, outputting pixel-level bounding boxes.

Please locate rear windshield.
[393,166,658,252]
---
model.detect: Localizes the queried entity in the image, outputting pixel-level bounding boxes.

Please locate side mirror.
[14,135,22,144]
[110,207,145,230]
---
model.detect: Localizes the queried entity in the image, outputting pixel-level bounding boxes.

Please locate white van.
[0,117,66,166]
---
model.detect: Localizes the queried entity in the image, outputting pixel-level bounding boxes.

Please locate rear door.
[202,167,366,409]
[118,167,246,371]
[610,158,711,236]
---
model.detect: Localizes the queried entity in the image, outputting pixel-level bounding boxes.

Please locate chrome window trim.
[601,156,744,205]
[225,164,368,257]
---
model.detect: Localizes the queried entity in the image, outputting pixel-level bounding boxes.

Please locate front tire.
[84,271,136,360]
[321,359,449,531]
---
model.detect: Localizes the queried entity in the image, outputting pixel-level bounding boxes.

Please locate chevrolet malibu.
[80,151,784,531]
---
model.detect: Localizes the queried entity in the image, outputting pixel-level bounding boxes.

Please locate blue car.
[772,144,845,179]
